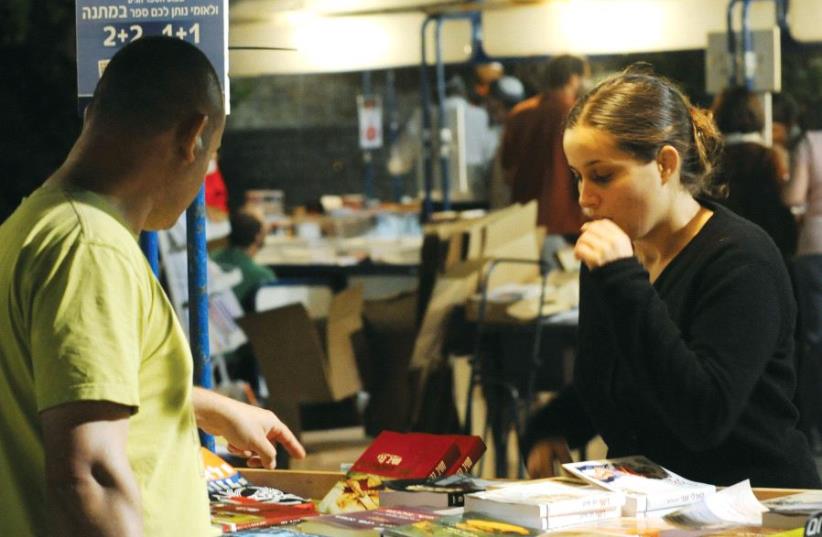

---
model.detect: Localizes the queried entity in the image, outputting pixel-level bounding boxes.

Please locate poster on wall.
[357,94,383,150]
[75,0,229,113]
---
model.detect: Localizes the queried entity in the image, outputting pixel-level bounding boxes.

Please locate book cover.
[440,434,486,475]
[563,456,715,514]
[350,431,462,480]
[317,472,383,514]
[380,475,486,509]
[298,506,440,537]
[383,513,541,537]
[464,479,624,527]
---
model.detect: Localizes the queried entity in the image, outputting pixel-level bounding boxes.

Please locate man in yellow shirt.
[0,37,304,536]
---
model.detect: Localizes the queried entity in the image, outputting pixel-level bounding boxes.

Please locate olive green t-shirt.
[0,182,212,536]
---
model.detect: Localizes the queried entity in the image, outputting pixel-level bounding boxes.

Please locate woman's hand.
[526,438,572,478]
[574,219,633,270]
[192,387,305,469]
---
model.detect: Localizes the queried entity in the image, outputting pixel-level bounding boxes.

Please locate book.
[349,431,462,480]
[563,456,715,515]
[463,479,625,529]
[319,432,485,514]
[380,475,487,509]
[211,502,318,531]
[298,506,440,537]
[383,513,542,536]
[762,490,822,529]
[442,434,486,475]
[317,472,384,514]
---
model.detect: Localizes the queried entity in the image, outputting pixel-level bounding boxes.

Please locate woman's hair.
[566,63,724,197]
[711,86,764,134]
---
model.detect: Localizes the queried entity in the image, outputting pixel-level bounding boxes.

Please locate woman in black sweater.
[522,66,821,488]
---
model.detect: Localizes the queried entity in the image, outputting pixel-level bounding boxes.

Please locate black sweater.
[523,200,821,488]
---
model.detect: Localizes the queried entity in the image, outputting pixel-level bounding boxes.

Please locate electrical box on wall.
[705,27,781,94]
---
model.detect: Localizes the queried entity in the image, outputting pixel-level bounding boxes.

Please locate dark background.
[3,0,822,223]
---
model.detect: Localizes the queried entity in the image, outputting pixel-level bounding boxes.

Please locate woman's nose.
[578,178,598,209]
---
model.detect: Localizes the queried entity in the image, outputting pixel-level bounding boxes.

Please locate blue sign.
[75,0,228,111]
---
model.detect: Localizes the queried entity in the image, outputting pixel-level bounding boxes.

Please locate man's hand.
[41,401,142,537]
[574,219,633,270]
[192,387,305,469]
[526,438,572,479]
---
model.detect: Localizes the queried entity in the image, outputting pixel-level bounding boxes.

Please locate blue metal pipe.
[742,0,755,89]
[727,0,787,87]
[139,231,160,276]
[434,16,451,212]
[186,186,214,450]
[420,15,436,222]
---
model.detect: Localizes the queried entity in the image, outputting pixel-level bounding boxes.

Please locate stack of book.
[463,478,625,530]
[384,513,542,537]
[202,448,319,533]
[318,431,485,514]
[297,506,442,537]
[563,456,716,516]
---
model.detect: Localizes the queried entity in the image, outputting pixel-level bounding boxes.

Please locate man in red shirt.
[501,55,589,236]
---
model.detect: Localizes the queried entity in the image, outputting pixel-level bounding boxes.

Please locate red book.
[350,431,461,480]
[441,434,486,475]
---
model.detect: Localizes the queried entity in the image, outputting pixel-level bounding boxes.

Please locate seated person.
[213,208,276,310]
[521,64,821,488]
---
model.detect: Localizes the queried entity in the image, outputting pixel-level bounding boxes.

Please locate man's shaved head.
[87,36,224,141]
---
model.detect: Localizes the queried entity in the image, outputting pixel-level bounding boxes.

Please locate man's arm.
[41,401,142,537]
[192,387,305,468]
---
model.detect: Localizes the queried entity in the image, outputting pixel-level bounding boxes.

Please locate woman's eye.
[591,172,613,184]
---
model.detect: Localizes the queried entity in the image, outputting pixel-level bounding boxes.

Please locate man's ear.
[180,114,209,163]
[657,145,680,184]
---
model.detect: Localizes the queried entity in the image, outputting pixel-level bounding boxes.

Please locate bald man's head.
[86,37,224,143]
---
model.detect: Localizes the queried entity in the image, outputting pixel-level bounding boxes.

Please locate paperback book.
[563,456,715,515]
[464,478,624,529]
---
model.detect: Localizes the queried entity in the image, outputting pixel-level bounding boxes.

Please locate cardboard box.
[242,468,345,500]
[238,285,365,436]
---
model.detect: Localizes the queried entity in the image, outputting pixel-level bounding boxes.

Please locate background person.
[0,37,304,537]
[501,54,589,236]
[522,65,820,488]
[711,86,797,261]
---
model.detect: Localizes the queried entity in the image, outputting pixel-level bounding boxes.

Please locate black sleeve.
[521,385,596,457]
[589,256,787,451]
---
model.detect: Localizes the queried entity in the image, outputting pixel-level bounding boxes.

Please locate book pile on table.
[463,478,625,531]
[317,431,486,514]
[202,448,319,533]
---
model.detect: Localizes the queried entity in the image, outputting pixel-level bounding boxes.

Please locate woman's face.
[563,124,667,240]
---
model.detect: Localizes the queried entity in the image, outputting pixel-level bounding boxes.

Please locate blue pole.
[139,231,160,277]
[434,16,451,212]
[420,16,436,222]
[741,0,755,89]
[186,185,214,451]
